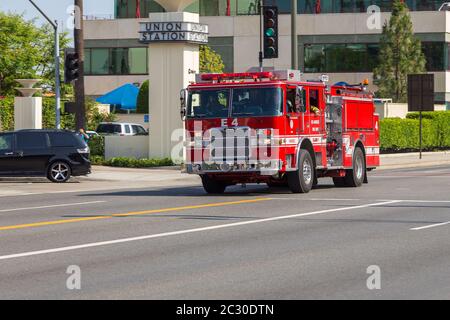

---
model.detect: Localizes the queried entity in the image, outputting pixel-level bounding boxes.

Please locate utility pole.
[74,0,86,130]
[291,0,298,70]
[28,0,61,129]
[258,0,263,71]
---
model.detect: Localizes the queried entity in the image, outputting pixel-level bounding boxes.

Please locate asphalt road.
[0,166,450,300]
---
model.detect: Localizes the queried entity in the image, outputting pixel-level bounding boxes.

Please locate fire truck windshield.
[231,87,282,117]
[187,87,283,119]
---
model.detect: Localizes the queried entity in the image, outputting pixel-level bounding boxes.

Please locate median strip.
[0,198,272,231]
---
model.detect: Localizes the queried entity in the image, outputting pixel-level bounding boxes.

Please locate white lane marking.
[410,221,450,231]
[0,200,399,261]
[272,198,450,203]
[270,198,361,201]
[378,200,450,203]
[371,176,449,178]
[0,201,106,213]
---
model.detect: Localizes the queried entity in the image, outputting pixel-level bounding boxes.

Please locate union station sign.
[139,22,209,44]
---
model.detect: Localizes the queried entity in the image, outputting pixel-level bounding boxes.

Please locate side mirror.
[295,87,306,113]
[180,89,188,120]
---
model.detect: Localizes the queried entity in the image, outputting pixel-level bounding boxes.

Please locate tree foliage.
[373,0,426,103]
[0,97,115,132]
[0,12,71,96]
[200,45,225,74]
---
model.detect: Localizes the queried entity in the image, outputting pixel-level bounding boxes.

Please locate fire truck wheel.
[345,147,366,187]
[287,150,314,194]
[201,175,227,194]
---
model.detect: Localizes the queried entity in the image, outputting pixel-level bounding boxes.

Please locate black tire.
[332,177,347,187]
[201,175,227,194]
[287,149,314,194]
[345,147,365,187]
[312,176,319,188]
[47,161,72,183]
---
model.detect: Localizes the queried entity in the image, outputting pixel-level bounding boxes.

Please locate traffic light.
[263,6,279,59]
[64,49,80,83]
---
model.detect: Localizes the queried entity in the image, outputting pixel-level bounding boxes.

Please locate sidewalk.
[379,151,450,170]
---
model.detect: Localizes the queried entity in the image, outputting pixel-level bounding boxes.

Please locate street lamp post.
[291,0,298,70]
[28,0,61,129]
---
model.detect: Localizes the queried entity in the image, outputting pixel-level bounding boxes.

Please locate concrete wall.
[376,103,448,120]
[376,103,409,119]
[105,136,149,160]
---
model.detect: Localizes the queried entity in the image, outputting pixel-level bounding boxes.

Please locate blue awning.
[96,83,139,110]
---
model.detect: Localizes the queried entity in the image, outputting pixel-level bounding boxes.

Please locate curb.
[380,151,450,158]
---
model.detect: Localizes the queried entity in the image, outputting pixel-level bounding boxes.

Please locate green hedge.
[380,112,450,152]
[90,156,174,168]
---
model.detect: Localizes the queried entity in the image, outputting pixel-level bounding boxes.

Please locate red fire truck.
[181,70,380,194]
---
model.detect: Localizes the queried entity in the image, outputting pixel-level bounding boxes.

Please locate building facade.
[84,0,450,107]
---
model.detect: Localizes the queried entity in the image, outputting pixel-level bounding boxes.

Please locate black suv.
[0,130,91,183]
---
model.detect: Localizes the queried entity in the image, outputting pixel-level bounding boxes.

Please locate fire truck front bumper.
[184,160,282,176]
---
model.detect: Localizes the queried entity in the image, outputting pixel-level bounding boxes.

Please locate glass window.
[187,89,230,118]
[91,49,110,75]
[48,133,77,147]
[111,48,130,75]
[237,0,259,15]
[84,49,91,74]
[17,132,47,150]
[209,37,234,73]
[113,0,450,17]
[129,48,148,74]
[232,87,283,117]
[125,125,131,134]
[133,125,147,134]
[85,48,148,75]
[422,42,445,72]
[304,44,325,73]
[97,124,122,134]
[309,89,319,111]
[304,43,380,73]
[0,134,13,151]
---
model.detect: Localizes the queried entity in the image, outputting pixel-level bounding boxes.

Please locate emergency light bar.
[197,70,302,83]
[200,72,273,81]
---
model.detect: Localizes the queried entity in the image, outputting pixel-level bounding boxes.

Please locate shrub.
[380,117,445,152]
[90,155,105,165]
[136,80,149,114]
[103,157,174,168]
[407,111,450,148]
[88,135,105,157]
[0,96,116,132]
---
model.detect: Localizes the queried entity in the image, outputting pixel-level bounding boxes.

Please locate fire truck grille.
[209,128,251,163]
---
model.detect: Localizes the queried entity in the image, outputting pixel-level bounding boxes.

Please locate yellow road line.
[0,198,272,231]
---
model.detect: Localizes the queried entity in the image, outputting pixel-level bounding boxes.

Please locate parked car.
[96,122,148,136]
[0,130,91,183]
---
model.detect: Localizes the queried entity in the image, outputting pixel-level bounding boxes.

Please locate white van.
[96,122,148,136]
